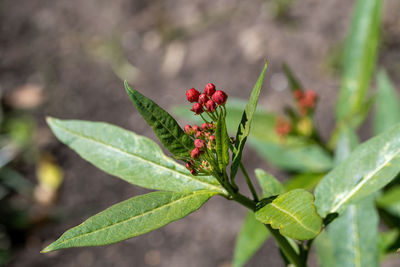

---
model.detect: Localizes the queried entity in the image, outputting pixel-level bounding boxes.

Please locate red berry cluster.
[186,83,228,114]
[275,117,292,137]
[293,89,318,115]
[184,122,216,175]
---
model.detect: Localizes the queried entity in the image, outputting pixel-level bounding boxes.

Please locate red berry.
[191,103,204,114]
[205,99,216,112]
[191,147,201,159]
[205,83,216,96]
[212,90,228,105]
[198,93,209,105]
[186,88,200,102]
[194,139,206,149]
[184,125,192,134]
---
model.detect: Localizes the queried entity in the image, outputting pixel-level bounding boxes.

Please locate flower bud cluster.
[293,89,318,115]
[186,83,228,114]
[184,122,216,175]
[275,117,292,137]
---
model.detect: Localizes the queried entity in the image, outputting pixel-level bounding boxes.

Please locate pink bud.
[192,125,200,132]
[209,135,215,142]
[184,125,192,134]
[212,90,228,105]
[205,99,216,112]
[190,169,197,175]
[208,123,215,129]
[191,103,204,114]
[194,139,206,149]
[201,123,208,130]
[205,83,216,96]
[195,131,202,138]
[185,162,192,170]
[191,147,201,159]
[293,90,303,100]
[186,88,200,103]
[198,94,209,105]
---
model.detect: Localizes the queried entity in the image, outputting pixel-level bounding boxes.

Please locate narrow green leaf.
[232,212,270,267]
[215,112,230,171]
[42,190,215,252]
[231,62,268,179]
[125,82,194,157]
[315,123,400,217]
[255,168,284,198]
[282,63,303,91]
[335,0,382,124]
[255,189,322,240]
[47,118,226,194]
[376,185,400,217]
[285,173,324,191]
[378,230,399,257]
[374,70,400,135]
[317,197,379,267]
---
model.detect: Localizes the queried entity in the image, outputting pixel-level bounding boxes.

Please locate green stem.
[239,162,259,201]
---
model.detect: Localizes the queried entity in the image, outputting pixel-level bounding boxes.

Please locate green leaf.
[215,111,230,171]
[231,62,268,179]
[377,185,400,216]
[284,173,324,191]
[255,168,284,198]
[47,118,226,194]
[335,0,382,125]
[42,190,215,252]
[232,212,270,267]
[282,63,303,91]
[315,123,400,217]
[374,70,400,135]
[255,189,322,240]
[378,230,399,257]
[125,82,194,157]
[316,197,378,267]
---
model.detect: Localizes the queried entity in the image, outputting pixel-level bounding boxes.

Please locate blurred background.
[1,0,400,266]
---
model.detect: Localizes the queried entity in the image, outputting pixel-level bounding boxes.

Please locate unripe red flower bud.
[205,83,216,96]
[212,90,228,105]
[201,123,208,130]
[191,103,204,114]
[209,135,215,142]
[195,131,202,138]
[191,147,201,159]
[205,99,216,112]
[192,125,200,132]
[198,94,209,105]
[293,90,303,100]
[185,162,192,170]
[184,125,192,134]
[186,88,200,102]
[208,123,215,129]
[190,169,197,175]
[194,139,206,149]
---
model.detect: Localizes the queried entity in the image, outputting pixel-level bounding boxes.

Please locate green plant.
[42,0,400,266]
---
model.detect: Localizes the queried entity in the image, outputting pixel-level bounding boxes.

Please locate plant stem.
[266,225,305,267]
[239,162,259,201]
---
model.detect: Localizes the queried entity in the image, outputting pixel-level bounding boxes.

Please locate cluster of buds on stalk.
[183,83,229,175]
[186,83,228,115]
[275,117,292,137]
[293,89,318,116]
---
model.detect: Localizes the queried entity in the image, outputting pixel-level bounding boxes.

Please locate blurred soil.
[1,0,400,266]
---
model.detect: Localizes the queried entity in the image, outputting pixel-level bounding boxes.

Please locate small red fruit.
[205,99,216,112]
[212,90,228,105]
[198,93,209,105]
[186,88,200,102]
[205,83,216,96]
[191,103,204,114]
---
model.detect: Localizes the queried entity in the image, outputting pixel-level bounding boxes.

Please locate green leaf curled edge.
[255,189,322,240]
[255,168,284,198]
[335,0,382,124]
[125,81,194,158]
[232,212,270,267]
[231,61,268,179]
[374,69,400,135]
[47,117,226,195]
[315,123,400,218]
[42,190,216,252]
[215,111,230,171]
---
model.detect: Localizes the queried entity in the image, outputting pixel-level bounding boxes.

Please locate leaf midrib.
[269,202,317,235]
[48,191,213,249]
[330,150,398,213]
[51,120,224,193]
[128,88,193,152]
